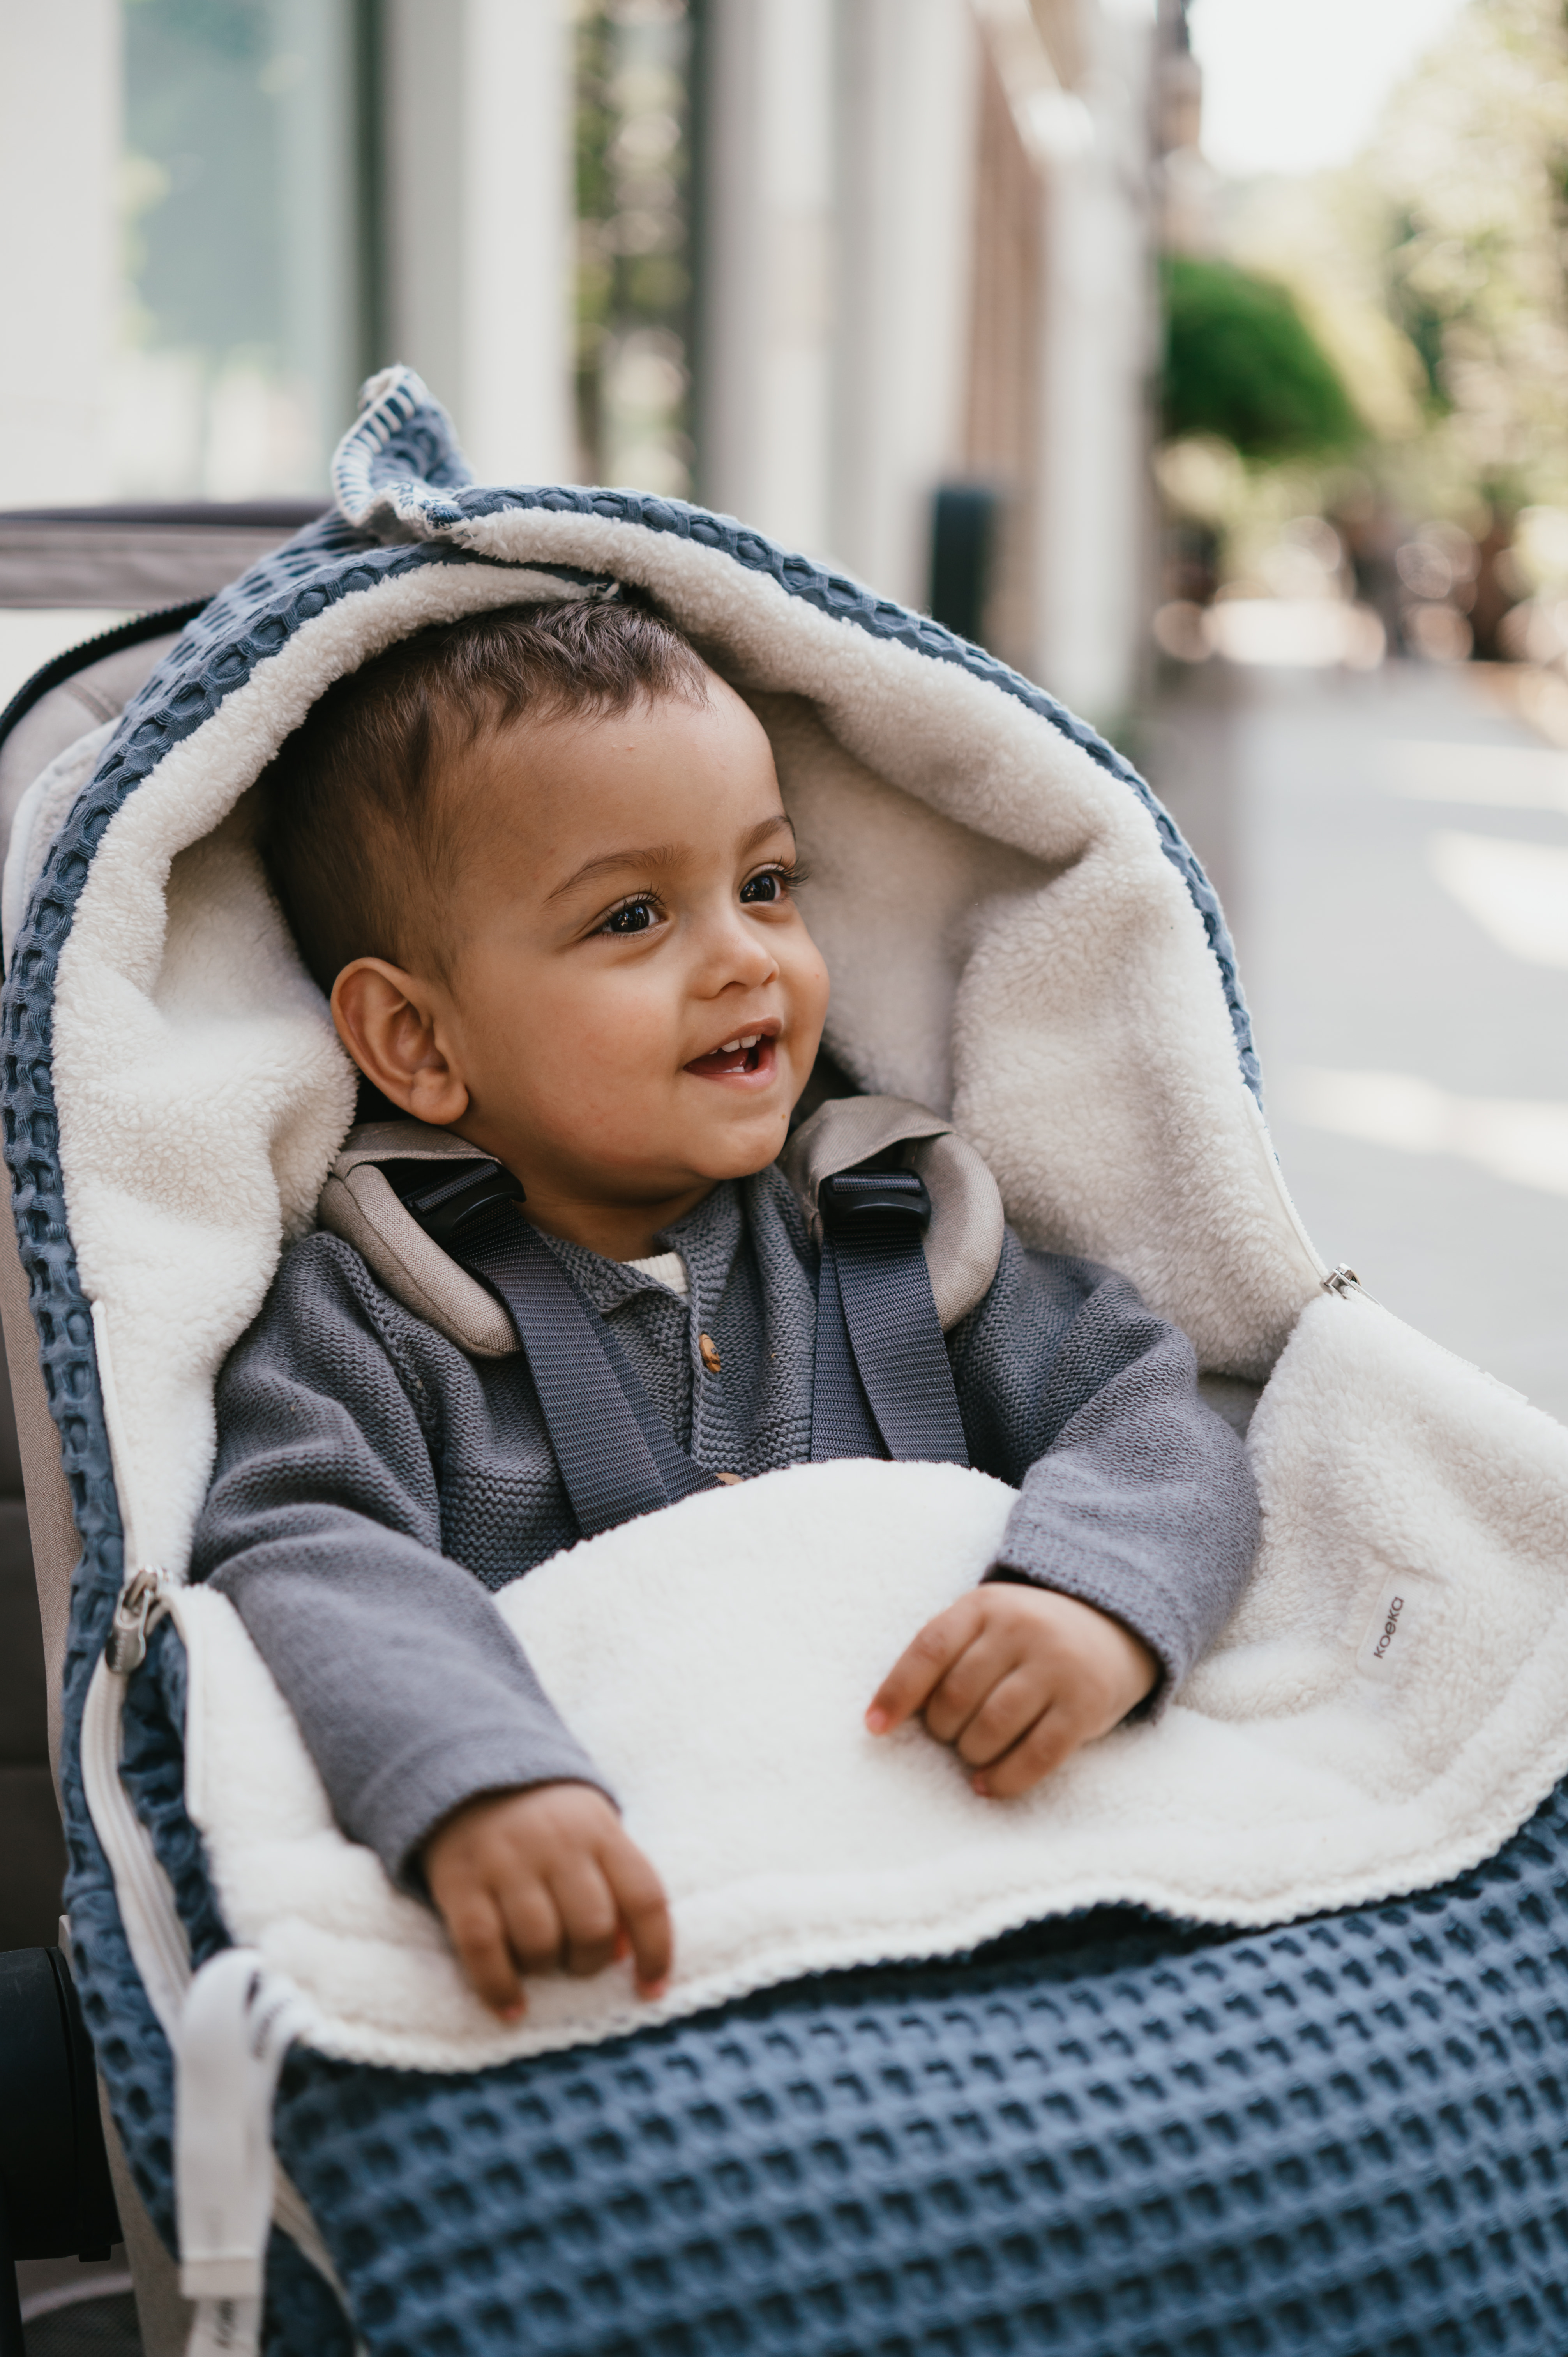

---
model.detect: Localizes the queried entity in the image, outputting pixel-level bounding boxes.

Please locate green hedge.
[1161,254,1361,460]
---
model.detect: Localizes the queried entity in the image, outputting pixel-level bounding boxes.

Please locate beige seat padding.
[0,640,184,1783]
[0,1212,80,1785]
[319,1101,1008,1357]
[0,634,180,857]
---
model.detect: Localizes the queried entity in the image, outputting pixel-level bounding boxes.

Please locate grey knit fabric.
[191,1164,1258,1887]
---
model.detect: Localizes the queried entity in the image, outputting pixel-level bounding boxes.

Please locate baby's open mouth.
[685,1032,776,1082]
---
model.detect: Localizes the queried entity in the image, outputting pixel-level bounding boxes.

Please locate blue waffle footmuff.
[8,369,1568,2355]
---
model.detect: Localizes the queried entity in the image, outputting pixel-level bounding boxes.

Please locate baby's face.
[351,677,830,1238]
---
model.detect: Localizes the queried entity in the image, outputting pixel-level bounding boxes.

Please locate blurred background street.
[1154,656,1568,1422]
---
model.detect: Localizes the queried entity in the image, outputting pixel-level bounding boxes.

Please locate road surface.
[1150,656,1568,1423]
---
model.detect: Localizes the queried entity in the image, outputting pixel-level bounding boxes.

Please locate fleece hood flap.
[4,364,1321,1591]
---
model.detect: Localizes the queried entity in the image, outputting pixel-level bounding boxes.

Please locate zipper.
[82,1589,354,2331]
[1241,1087,1330,1283]
[1240,1087,1372,1306]
[105,1564,173,1676]
[81,1642,191,2030]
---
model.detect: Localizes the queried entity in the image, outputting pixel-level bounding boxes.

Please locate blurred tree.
[1362,0,1568,502]
[574,0,698,496]
[1161,255,1361,460]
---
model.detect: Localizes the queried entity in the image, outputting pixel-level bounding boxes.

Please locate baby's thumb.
[866,1601,970,1733]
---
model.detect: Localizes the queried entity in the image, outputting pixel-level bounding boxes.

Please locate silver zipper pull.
[1323,1264,1361,1298]
[106,1566,171,1677]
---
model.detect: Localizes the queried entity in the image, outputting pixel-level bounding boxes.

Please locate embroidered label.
[1356,1578,1418,1675]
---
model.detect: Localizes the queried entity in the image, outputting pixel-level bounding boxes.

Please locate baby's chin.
[683,1136,793,1185]
[672,1104,797,1185]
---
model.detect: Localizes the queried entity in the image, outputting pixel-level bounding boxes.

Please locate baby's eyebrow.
[546,844,680,903]
[546,814,795,904]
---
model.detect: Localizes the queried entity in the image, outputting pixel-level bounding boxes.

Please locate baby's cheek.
[526,981,680,1125]
[787,926,832,1046]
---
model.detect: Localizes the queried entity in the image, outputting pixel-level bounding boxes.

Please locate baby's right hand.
[423,1781,672,2020]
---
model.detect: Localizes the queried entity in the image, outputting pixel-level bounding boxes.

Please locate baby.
[194,595,1259,2020]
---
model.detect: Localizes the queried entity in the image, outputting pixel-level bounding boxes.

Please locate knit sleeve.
[948,1233,1261,1709]
[189,1235,613,1891]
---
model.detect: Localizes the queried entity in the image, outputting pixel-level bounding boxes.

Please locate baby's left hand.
[865,1584,1157,1797]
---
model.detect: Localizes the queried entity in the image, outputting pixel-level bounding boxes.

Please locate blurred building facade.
[0,0,1163,724]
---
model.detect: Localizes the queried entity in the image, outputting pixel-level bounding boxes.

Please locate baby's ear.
[331,958,470,1127]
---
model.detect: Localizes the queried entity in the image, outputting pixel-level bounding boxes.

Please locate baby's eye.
[599,894,661,935]
[740,864,802,906]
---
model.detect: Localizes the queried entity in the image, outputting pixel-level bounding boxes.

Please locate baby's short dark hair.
[260,594,710,991]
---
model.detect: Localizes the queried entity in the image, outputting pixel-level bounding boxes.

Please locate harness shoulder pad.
[781,1096,1005,1331]
[317,1121,517,1357]
[319,1101,1008,1350]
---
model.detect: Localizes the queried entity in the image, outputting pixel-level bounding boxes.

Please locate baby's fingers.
[495,1880,567,1986]
[975,1708,1080,1799]
[867,1595,984,1733]
[604,1830,673,1997]
[550,1859,622,1979]
[445,1891,530,2020]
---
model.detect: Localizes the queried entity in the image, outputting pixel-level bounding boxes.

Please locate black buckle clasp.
[818,1168,932,1233]
[389,1158,526,1249]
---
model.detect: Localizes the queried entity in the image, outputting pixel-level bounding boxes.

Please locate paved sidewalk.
[1149,657,1568,1423]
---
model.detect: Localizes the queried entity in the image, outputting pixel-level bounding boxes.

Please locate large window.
[117,0,373,498]
[113,0,704,502]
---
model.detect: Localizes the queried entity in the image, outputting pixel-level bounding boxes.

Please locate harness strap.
[811,1171,969,1468]
[394,1156,968,1541]
[394,1164,719,1539]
